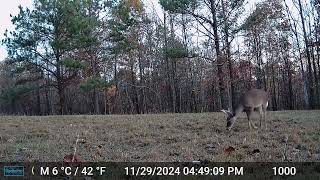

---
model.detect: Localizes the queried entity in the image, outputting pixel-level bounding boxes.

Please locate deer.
[221,89,269,131]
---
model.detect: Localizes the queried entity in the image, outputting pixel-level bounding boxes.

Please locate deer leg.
[258,106,263,128]
[248,120,252,130]
[245,110,251,130]
[246,109,255,130]
[263,108,267,130]
[249,108,258,129]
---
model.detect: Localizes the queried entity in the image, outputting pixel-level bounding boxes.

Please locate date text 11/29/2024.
[125,166,297,176]
[125,166,242,176]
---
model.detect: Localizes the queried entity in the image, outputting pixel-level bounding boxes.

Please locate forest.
[0,0,319,115]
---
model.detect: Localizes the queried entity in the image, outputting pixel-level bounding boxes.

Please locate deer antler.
[221,109,233,116]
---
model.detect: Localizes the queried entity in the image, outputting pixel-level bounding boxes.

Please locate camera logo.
[4,166,24,176]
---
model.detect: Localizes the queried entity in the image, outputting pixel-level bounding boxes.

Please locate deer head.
[221,89,269,131]
[221,109,236,131]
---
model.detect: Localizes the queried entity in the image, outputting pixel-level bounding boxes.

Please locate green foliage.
[159,0,197,13]
[58,58,84,69]
[80,77,112,92]
[229,0,245,9]
[2,0,99,75]
[164,38,189,59]
[164,47,189,59]
[0,85,34,103]
[113,1,137,26]
[108,0,144,55]
[241,0,284,31]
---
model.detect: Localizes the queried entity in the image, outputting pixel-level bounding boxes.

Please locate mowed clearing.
[0,111,320,162]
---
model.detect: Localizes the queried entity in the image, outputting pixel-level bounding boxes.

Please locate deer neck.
[233,104,244,118]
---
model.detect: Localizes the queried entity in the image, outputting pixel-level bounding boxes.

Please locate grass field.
[0,111,320,162]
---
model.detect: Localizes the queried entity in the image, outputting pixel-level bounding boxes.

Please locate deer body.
[222,89,269,131]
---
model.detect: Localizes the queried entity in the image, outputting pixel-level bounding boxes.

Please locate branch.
[25,60,57,77]
[31,48,56,67]
[190,22,215,40]
[186,10,215,28]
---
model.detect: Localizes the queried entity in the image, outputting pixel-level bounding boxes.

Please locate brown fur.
[222,89,269,131]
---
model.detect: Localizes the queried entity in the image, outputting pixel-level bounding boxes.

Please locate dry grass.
[0,111,319,162]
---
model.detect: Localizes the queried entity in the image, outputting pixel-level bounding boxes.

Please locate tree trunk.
[138,49,145,114]
[221,0,235,111]
[163,12,174,112]
[56,53,65,115]
[309,19,319,108]
[210,0,226,110]
[310,45,319,107]
[45,85,51,115]
[298,0,314,109]
[287,63,294,109]
[36,84,41,115]
[169,14,178,113]
[93,88,99,114]
[317,45,320,93]
[129,58,140,114]
[58,80,65,115]
[271,64,278,111]
[284,1,309,108]
[254,31,263,89]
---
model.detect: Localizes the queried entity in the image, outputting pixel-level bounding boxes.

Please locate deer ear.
[221,109,232,117]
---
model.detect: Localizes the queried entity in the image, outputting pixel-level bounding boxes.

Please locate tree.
[296,0,315,109]
[107,0,147,113]
[3,0,99,114]
[1,0,319,115]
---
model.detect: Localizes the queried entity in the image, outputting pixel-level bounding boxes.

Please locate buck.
[221,89,269,131]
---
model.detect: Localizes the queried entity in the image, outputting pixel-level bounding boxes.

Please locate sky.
[0,0,33,61]
[0,0,294,61]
